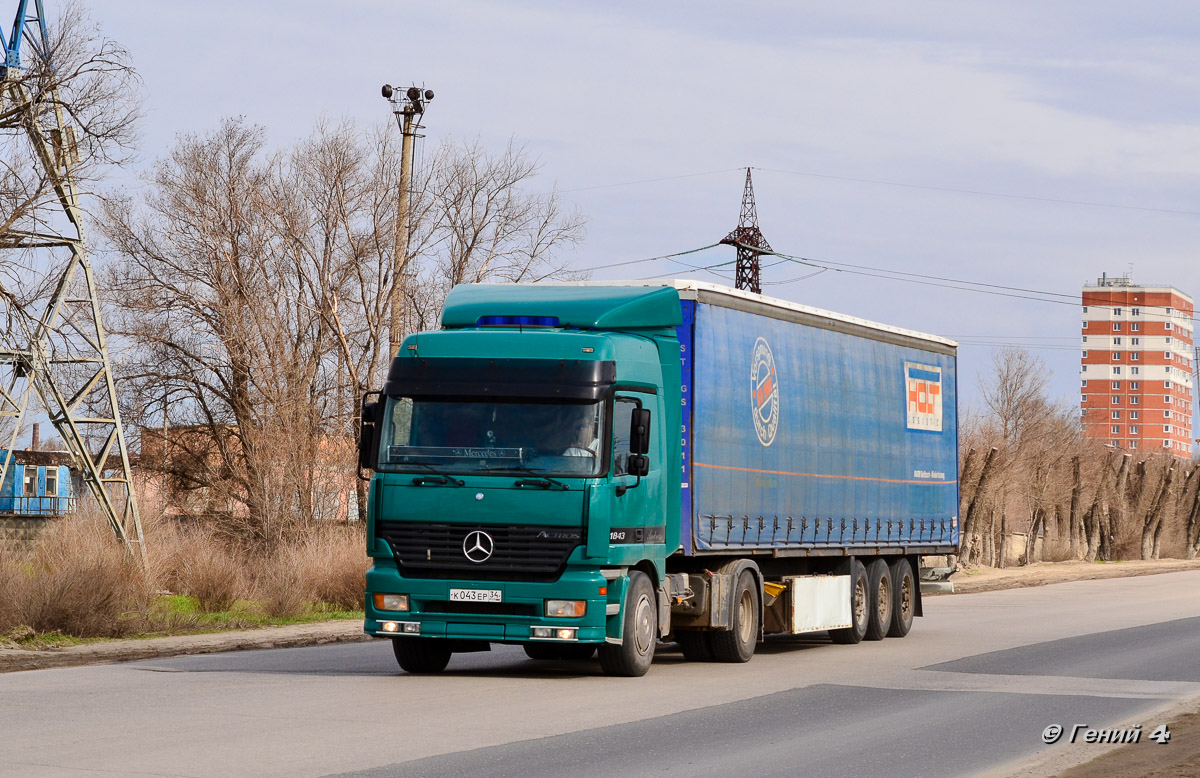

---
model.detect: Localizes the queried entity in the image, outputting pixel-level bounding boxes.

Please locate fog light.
[530,626,577,641]
[381,621,399,633]
[401,622,421,634]
[374,593,410,612]
[545,599,586,618]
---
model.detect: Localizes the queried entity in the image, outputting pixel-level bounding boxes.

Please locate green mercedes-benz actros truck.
[359,281,959,676]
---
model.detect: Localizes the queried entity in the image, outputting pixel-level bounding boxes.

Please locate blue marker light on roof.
[475,315,560,327]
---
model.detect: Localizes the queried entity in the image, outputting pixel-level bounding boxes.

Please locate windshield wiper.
[407,462,465,487]
[482,464,569,491]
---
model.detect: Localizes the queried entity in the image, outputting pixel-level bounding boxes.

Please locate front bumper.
[364,562,619,643]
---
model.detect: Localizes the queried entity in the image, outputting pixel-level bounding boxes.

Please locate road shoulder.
[0,619,370,673]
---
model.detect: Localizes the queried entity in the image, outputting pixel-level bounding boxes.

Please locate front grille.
[421,600,539,617]
[377,521,582,582]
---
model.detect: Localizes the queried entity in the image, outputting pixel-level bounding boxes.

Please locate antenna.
[0,1,144,561]
[720,168,772,294]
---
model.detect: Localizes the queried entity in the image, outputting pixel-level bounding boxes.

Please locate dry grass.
[0,517,151,638]
[0,512,367,640]
[174,535,247,613]
[255,525,366,617]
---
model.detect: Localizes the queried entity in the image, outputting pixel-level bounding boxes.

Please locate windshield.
[377,396,605,477]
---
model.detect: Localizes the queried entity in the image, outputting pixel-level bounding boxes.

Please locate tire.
[864,559,893,641]
[887,557,916,638]
[523,643,597,661]
[392,637,452,674]
[710,570,759,663]
[674,630,715,662]
[598,571,657,677]
[829,559,868,644]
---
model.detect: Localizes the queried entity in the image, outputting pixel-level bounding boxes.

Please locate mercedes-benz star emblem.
[462,530,494,563]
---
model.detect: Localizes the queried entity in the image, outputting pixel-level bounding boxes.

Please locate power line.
[953,335,1078,340]
[586,242,1199,324]
[588,243,723,272]
[772,251,1077,300]
[765,250,1077,307]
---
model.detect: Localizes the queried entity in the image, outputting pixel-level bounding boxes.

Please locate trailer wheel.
[829,559,868,644]
[674,630,715,662]
[599,571,657,677]
[392,637,452,674]
[864,559,893,641]
[887,558,916,638]
[523,643,597,661]
[710,570,759,662]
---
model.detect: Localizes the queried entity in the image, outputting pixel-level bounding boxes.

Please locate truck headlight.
[374,593,410,612]
[545,599,586,618]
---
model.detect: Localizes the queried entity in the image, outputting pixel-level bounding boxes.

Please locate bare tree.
[0,1,140,243]
[100,118,586,540]
[978,347,1060,450]
[409,137,586,318]
[1141,458,1177,559]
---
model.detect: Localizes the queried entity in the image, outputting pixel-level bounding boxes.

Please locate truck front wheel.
[392,637,452,674]
[710,570,759,662]
[599,571,657,677]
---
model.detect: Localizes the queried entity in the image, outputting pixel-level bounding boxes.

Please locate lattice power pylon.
[720,168,772,294]
[0,0,143,560]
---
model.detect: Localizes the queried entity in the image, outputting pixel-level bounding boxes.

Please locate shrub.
[174,531,246,612]
[254,525,366,615]
[304,525,367,610]
[2,517,150,638]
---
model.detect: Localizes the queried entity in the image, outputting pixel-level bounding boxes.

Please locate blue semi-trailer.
[361,280,959,676]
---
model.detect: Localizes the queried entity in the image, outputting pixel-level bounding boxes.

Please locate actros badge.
[751,336,780,446]
[462,530,494,563]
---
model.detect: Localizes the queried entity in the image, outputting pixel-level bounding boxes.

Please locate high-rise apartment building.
[1081,275,1194,458]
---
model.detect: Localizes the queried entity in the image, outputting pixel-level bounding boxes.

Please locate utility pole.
[720,168,772,294]
[382,83,433,358]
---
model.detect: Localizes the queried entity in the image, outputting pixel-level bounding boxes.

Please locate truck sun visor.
[383,357,617,400]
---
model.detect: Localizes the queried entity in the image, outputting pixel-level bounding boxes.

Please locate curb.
[0,620,371,674]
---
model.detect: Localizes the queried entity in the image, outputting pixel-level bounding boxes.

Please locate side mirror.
[626,454,649,477]
[629,408,651,455]
[358,393,381,478]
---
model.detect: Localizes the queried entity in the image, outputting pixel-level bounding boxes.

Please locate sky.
[94,0,1200,424]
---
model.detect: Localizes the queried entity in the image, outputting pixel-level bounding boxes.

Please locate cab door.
[605,391,663,560]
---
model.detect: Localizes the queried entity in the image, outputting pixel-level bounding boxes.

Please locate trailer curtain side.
[678,295,959,555]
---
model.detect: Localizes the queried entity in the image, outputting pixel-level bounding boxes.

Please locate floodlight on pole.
[381,83,434,360]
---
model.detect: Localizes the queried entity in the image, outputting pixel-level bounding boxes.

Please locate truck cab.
[361,285,683,676]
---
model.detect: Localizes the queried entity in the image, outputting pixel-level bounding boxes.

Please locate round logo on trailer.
[750,337,779,447]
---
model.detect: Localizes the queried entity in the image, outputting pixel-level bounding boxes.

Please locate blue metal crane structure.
[0,0,143,560]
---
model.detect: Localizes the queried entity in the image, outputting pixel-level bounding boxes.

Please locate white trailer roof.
[575,279,958,349]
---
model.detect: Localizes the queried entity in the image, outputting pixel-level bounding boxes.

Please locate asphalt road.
[4,571,1200,778]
